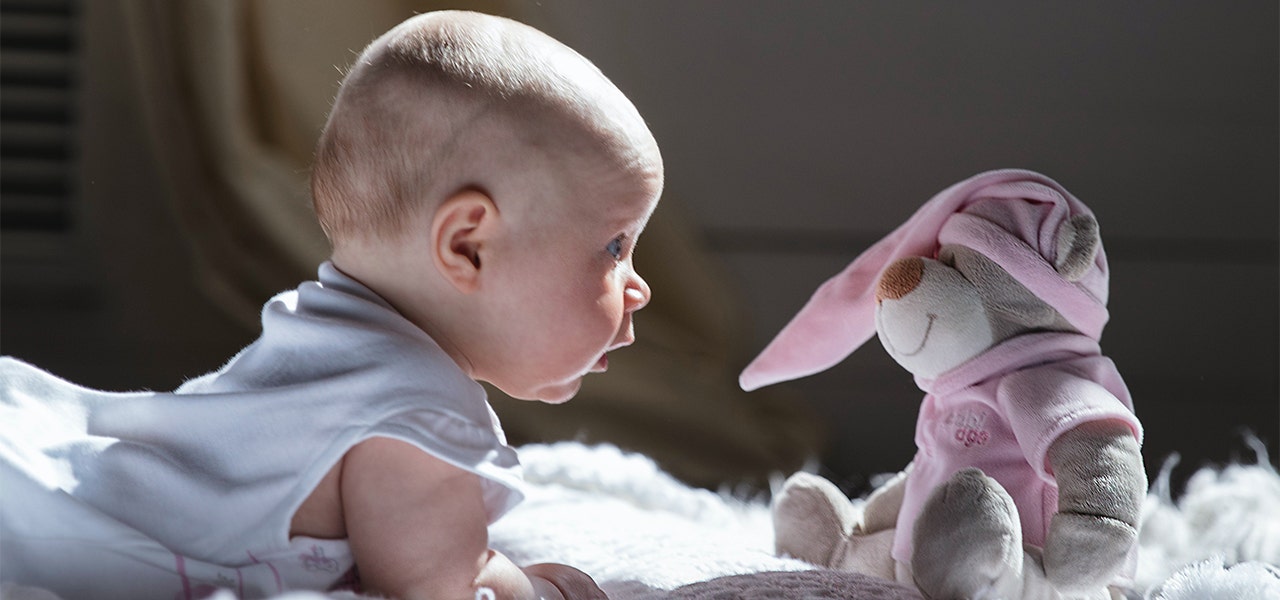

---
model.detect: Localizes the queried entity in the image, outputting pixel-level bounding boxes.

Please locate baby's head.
[314,11,663,403]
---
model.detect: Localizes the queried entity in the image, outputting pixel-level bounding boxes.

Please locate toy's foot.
[911,468,1023,599]
[772,472,859,567]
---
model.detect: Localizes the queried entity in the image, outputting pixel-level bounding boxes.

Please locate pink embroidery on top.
[174,553,191,600]
[247,550,284,593]
[172,553,243,600]
[301,544,340,573]
[944,408,990,448]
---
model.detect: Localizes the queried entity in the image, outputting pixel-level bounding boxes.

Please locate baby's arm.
[342,437,604,600]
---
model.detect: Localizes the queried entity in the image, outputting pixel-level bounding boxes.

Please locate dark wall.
[3,2,1276,492]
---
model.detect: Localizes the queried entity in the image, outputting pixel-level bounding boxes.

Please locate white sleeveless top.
[0,262,523,598]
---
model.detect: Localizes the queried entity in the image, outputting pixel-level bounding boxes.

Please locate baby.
[0,10,661,600]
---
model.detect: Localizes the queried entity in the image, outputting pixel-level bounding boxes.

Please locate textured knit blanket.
[4,442,1277,599]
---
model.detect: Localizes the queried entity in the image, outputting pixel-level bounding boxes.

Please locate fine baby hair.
[311,10,658,246]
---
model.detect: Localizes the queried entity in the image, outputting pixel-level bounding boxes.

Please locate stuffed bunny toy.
[740,170,1146,599]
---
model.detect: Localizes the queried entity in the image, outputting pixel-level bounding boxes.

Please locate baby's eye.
[606,235,626,260]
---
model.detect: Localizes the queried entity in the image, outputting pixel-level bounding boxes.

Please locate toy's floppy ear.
[737,261,884,392]
[1054,214,1100,282]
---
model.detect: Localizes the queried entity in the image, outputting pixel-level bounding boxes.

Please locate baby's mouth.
[590,354,609,373]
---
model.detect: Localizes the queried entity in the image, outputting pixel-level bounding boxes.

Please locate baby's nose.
[875,257,924,303]
[626,272,651,313]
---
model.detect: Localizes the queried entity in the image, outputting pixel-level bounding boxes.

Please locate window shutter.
[1,0,80,233]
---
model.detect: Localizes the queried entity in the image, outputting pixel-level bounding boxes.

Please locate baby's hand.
[522,563,608,600]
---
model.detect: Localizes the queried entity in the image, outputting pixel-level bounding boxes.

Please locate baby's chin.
[494,354,615,403]
[503,378,582,405]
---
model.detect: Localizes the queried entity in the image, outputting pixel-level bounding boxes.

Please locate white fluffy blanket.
[493,442,1280,599]
[5,442,1278,600]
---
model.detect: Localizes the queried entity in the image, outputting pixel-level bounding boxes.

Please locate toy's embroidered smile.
[878,310,937,357]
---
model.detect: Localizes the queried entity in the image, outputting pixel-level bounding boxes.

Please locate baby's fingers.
[523,563,608,600]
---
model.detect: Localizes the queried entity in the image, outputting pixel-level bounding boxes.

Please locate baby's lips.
[592,335,634,373]
[606,334,634,353]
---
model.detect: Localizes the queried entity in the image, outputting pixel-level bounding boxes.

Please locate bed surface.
[3,441,1277,599]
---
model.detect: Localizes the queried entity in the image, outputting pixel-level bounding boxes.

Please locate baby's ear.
[431,189,498,293]
[1054,214,1100,282]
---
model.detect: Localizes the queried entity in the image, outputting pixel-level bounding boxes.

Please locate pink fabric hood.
[739,169,1110,391]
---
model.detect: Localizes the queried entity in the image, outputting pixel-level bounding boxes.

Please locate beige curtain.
[87,0,818,487]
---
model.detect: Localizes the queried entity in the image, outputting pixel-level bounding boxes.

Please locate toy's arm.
[1043,419,1145,592]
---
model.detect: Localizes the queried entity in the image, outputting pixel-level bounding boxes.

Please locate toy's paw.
[863,467,910,534]
[772,472,859,567]
[1043,511,1136,594]
[911,468,1023,599]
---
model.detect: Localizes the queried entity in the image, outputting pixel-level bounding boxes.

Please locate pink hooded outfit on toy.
[740,169,1142,579]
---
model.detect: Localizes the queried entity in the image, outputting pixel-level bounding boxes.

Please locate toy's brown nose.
[876,257,924,302]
